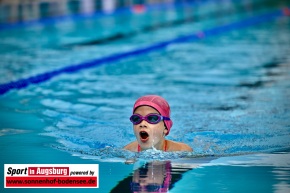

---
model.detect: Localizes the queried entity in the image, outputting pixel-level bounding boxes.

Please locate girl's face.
[133,106,167,150]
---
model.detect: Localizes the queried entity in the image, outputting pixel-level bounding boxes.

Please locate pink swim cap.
[133,95,173,135]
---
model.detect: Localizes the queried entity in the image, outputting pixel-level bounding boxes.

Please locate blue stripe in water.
[0,8,288,95]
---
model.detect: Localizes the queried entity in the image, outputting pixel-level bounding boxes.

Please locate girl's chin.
[139,140,163,150]
[139,140,151,146]
[139,140,153,148]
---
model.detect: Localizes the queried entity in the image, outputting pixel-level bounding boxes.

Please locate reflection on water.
[0,0,113,23]
[110,161,192,193]
[110,153,290,193]
[131,162,171,193]
[0,0,177,23]
[0,0,70,23]
[273,167,290,193]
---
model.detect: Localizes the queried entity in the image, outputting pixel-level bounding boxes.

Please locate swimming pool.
[1,0,290,192]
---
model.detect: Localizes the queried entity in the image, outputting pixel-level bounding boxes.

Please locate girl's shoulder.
[123,141,138,152]
[166,140,193,152]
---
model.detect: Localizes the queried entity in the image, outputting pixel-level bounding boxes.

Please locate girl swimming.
[124,95,192,152]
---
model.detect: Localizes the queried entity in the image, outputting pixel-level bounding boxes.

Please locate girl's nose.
[139,120,148,128]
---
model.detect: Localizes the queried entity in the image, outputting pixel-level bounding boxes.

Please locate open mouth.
[139,131,149,142]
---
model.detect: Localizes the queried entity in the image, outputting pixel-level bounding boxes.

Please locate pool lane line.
[0,0,217,31]
[0,7,289,95]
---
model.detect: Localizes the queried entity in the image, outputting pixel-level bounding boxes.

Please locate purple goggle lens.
[130,114,170,125]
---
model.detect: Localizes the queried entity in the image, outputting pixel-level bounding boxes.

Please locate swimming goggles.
[130,114,170,125]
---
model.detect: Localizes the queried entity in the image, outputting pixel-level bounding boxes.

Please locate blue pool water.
[1,0,290,192]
